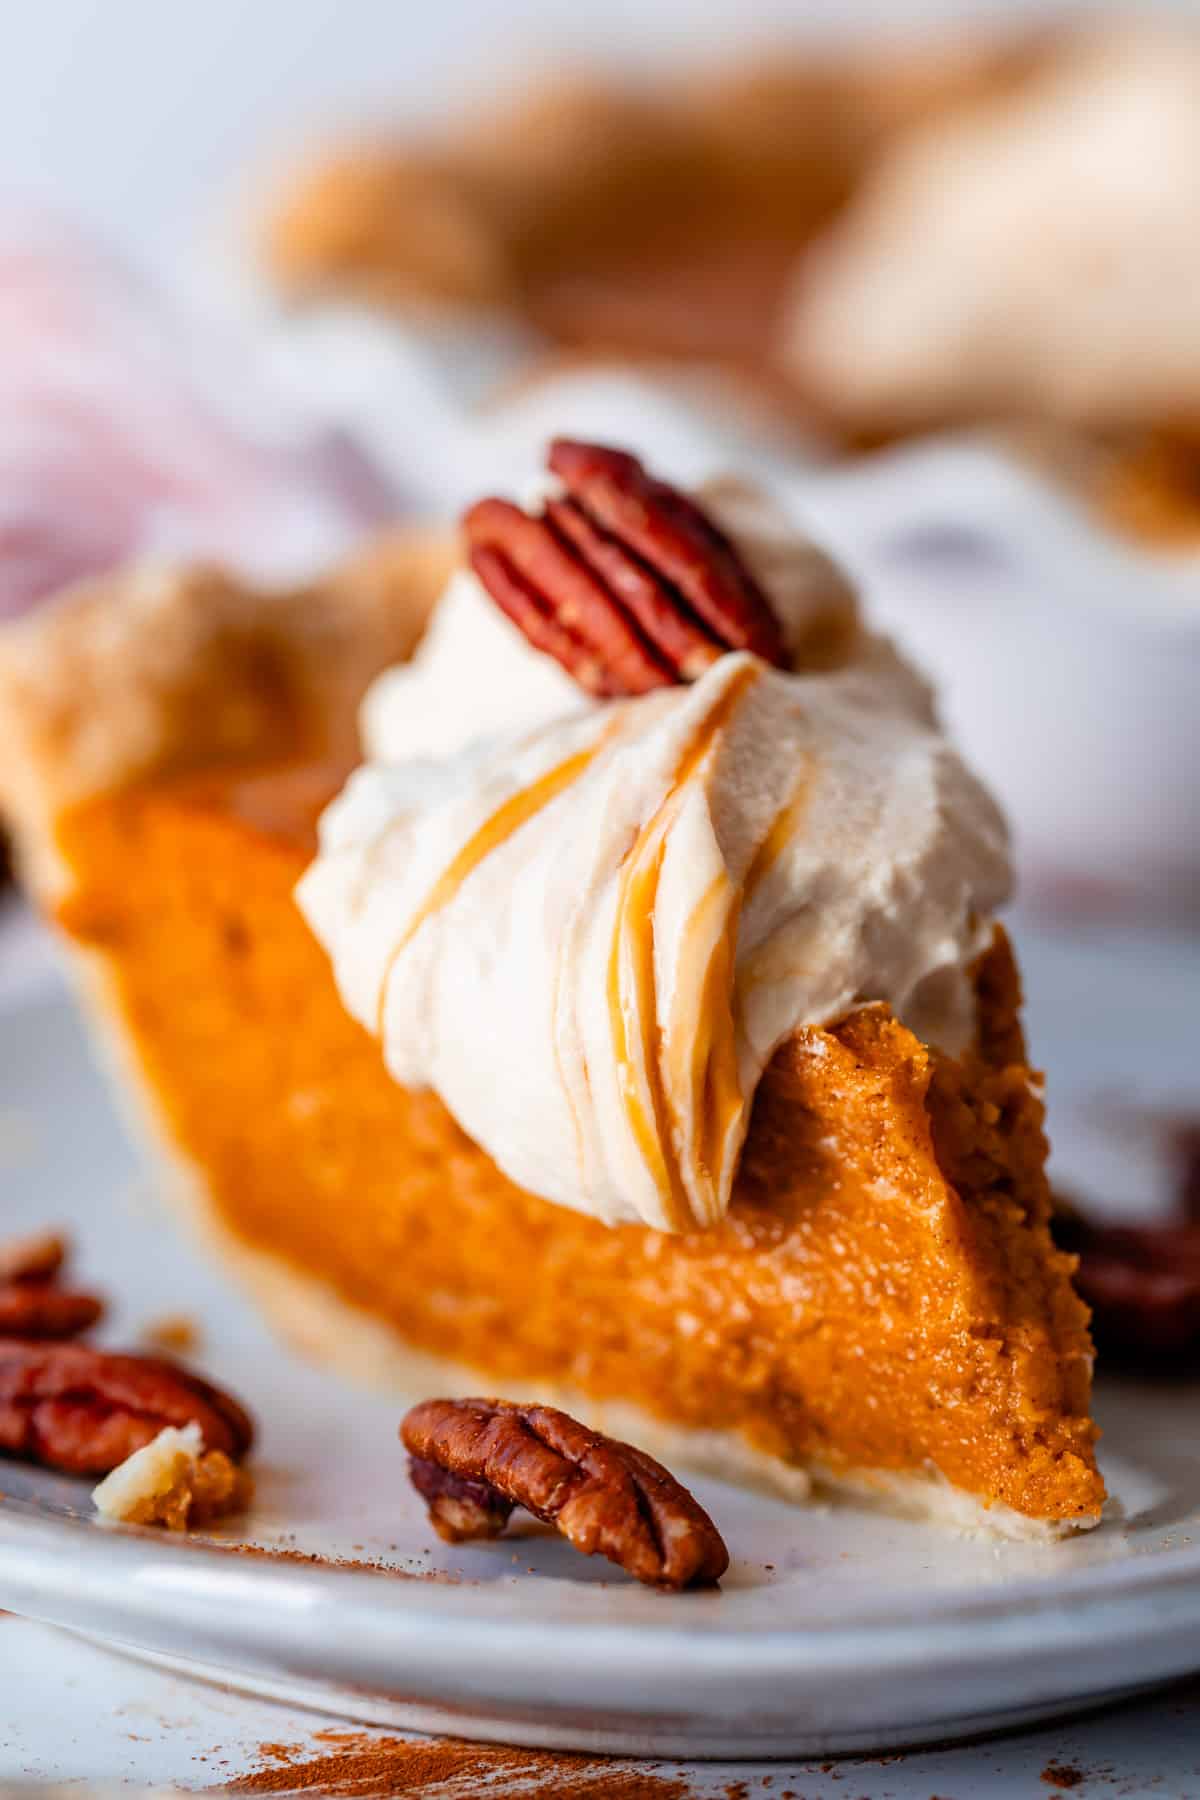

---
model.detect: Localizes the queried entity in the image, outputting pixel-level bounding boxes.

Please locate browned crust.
[0,529,456,891]
[1088,430,1200,547]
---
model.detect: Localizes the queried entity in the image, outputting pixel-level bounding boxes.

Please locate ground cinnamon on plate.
[220,1730,695,1796]
[222,1544,425,1577]
[1041,1766,1085,1791]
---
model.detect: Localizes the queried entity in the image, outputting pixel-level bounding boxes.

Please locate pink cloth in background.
[0,215,401,620]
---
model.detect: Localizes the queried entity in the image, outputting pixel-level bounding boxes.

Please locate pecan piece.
[0,1230,103,1340]
[463,438,786,697]
[0,1342,254,1475]
[402,1398,728,1591]
[1175,1120,1200,1224]
[1053,1202,1200,1370]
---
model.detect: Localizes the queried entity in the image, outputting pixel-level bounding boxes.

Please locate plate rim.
[5,1488,1200,1668]
[5,1493,1200,1760]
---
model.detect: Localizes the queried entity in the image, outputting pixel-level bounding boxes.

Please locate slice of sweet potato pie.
[0,443,1102,1538]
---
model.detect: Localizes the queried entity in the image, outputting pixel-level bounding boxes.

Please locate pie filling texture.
[52,761,1103,1530]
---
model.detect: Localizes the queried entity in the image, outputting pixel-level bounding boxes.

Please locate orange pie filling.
[52,760,1103,1531]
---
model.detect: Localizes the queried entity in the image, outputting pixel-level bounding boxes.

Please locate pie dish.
[0,443,1103,1540]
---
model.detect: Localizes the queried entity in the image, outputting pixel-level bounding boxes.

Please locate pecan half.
[1176,1121,1200,1224]
[0,1342,255,1475]
[0,1230,103,1340]
[463,438,786,697]
[0,1283,103,1340]
[401,1398,729,1591]
[0,1231,67,1284]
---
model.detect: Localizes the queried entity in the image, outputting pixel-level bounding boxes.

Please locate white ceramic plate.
[1,917,1198,1759]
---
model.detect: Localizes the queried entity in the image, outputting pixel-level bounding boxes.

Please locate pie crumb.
[140,1311,202,1354]
[92,1423,252,1531]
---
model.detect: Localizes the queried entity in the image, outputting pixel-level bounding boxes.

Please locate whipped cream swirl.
[298,480,1010,1233]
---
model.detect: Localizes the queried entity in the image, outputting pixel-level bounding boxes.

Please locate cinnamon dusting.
[205,1540,463,1582]
[222,1729,693,1796]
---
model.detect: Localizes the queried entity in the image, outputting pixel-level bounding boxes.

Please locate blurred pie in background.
[782,21,1200,546]
[264,33,1049,400]
[264,20,1200,547]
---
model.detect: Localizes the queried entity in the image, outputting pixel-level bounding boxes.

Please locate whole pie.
[0,442,1103,1539]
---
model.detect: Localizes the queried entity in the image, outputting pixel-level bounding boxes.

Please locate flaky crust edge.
[0,531,456,898]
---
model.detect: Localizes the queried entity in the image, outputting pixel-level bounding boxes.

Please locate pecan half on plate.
[1054,1207,1200,1371]
[0,1229,103,1340]
[402,1397,729,1591]
[0,1341,255,1475]
[463,438,786,697]
[0,1231,68,1284]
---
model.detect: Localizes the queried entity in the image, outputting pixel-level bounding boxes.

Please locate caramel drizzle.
[735,766,817,1007]
[606,663,759,1231]
[692,878,745,1198]
[666,873,745,1218]
[376,735,605,1036]
[742,760,813,903]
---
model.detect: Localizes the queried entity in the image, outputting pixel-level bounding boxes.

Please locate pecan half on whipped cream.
[463,438,787,696]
